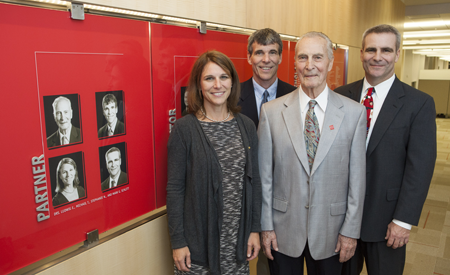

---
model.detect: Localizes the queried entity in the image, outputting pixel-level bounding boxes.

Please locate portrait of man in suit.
[239,28,296,129]
[101,146,128,191]
[46,96,82,148]
[258,31,366,275]
[98,93,125,138]
[336,24,436,275]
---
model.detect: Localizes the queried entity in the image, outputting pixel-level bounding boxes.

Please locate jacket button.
[305,205,309,209]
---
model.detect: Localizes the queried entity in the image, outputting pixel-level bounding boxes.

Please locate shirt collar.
[59,124,72,142]
[362,73,396,101]
[110,170,121,184]
[299,84,329,113]
[252,78,278,100]
[108,117,118,131]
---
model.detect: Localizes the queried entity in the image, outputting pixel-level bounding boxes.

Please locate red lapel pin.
[329,125,334,130]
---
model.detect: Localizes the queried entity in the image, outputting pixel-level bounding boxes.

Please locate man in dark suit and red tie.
[335,24,437,275]
[239,28,296,129]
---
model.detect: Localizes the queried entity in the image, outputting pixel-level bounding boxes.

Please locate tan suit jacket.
[258,88,366,260]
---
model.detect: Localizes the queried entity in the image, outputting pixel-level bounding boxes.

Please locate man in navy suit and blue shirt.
[239,28,296,129]
[336,24,437,275]
[238,28,296,274]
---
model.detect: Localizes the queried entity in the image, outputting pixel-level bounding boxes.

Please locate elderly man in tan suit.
[258,31,367,275]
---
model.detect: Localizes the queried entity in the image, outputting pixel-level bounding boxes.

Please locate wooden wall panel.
[347,46,365,84]
[244,0,404,47]
[82,0,405,82]
[36,215,174,275]
[83,0,247,27]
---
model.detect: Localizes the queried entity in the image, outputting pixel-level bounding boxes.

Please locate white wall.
[402,50,425,87]
[420,69,450,80]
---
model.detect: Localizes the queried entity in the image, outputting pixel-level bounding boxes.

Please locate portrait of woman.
[166,50,262,275]
[52,157,86,207]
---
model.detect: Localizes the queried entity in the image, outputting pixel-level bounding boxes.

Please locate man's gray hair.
[295,31,334,60]
[362,24,401,51]
[52,96,72,114]
[247,28,283,55]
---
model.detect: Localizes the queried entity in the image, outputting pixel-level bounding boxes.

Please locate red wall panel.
[151,24,294,208]
[0,4,154,273]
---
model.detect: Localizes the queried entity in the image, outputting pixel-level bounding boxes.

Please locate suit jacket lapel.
[311,90,344,175]
[367,78,404,156]
[281,90,311,174]
[346,80,364,102]
[240,79,259,125]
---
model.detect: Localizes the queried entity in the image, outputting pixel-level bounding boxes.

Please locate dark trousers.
[268,243,343,275]
[341,239,406,275]
[257,249,271,275]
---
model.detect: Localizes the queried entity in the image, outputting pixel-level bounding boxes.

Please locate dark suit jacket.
[101,171,128,191]
[47,125,81,148]
[98,120,125,138]
[52,186,86,207]
[239,78,296,128]
[335,77,436,242]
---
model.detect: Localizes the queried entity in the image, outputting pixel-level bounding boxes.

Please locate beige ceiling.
[404,2,450,31]
[402,0,450,59]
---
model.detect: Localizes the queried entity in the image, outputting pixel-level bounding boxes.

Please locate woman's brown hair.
[187,50,241,115]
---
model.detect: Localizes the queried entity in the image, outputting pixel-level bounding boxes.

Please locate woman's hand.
[173,246,191,272]
[246,232,261,261]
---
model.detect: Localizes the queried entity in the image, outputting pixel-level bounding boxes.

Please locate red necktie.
[362,87,374,135]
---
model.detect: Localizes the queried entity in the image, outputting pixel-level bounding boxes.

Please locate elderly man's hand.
[335,234,357,263]
[261,230,278,260]
[385,222,410,249]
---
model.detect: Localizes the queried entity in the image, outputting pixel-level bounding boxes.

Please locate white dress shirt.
[253,78,278,117]
[59,124,72,145]
[108,117,118,135]
[109,171,121,189]
[360,74,411,230]
[299,85,329,133]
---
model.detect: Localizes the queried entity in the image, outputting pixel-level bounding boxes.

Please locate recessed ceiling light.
[404,30,450,38]
[404,21,450,28]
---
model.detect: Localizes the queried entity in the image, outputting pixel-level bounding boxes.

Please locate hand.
[247,232,261,261]
[261,230,278,260]
[385,221,410,249]
[334,234,357,263]
[173,246,191,272]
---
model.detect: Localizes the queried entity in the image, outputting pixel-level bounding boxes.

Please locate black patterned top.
[175,118,248,275]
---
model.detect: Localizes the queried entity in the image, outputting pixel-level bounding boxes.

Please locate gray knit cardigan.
[166,113,262,275]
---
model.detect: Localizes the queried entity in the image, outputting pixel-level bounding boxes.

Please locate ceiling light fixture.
[404,20,450,28]
[403,45,450,50]
[404,31,450,38]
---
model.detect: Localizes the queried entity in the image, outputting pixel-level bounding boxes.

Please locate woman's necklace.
[200,108,230,122]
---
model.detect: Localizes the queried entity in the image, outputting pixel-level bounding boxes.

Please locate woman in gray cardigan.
[167,51,262,275]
